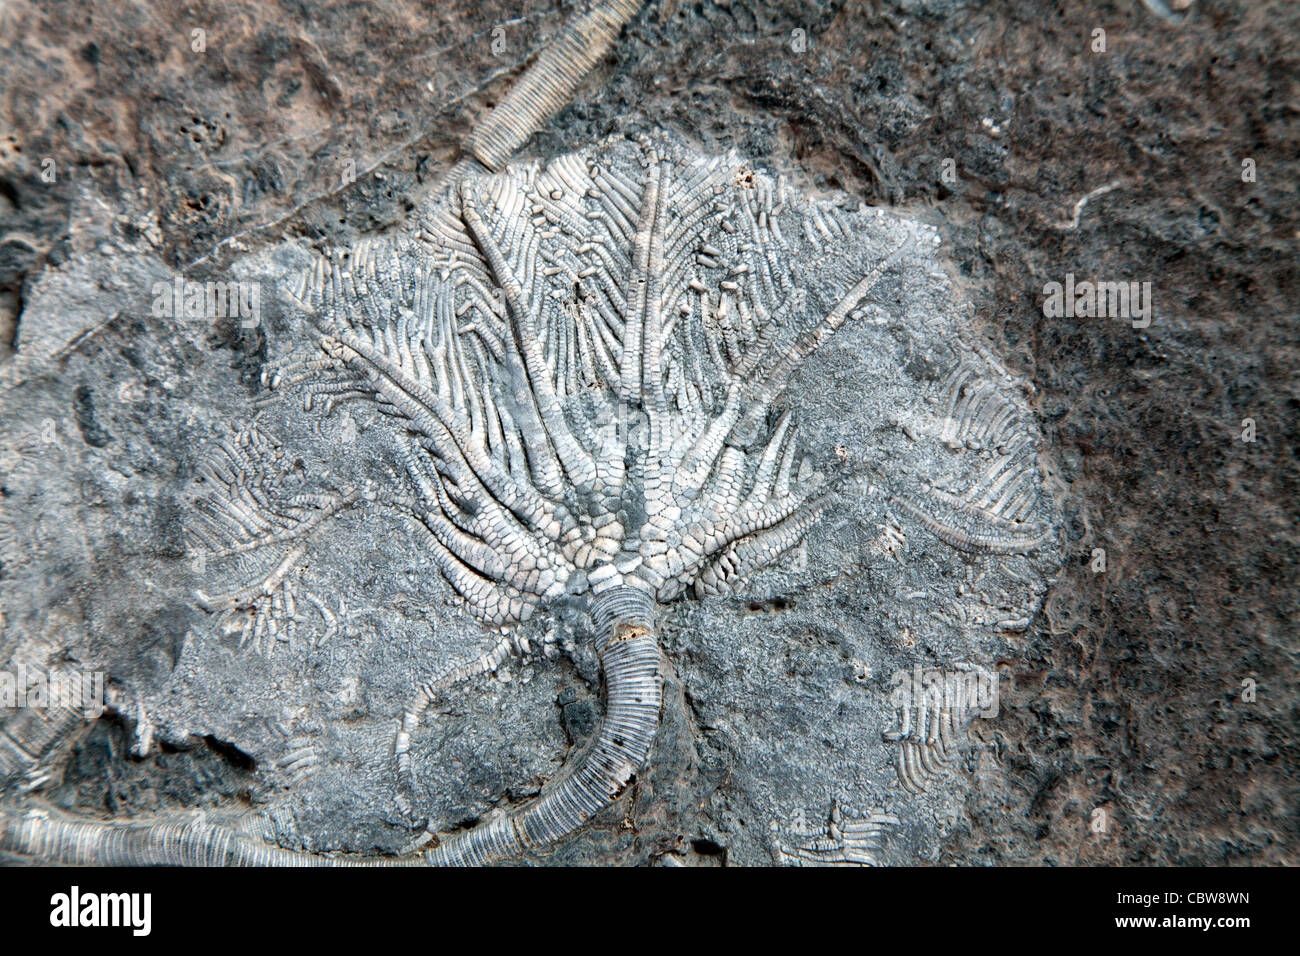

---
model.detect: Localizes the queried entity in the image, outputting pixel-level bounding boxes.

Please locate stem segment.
[425,585,661,865]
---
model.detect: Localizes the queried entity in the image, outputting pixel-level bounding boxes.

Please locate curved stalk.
[425,586,661,865]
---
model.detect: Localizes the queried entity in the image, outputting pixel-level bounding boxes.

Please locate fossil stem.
[464,0,646,172]
[425,585,661,865]
[0,810,418,866]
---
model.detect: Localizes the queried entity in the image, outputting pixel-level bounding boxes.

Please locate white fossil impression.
[0,135,1056,865]
[265,132,1050,864]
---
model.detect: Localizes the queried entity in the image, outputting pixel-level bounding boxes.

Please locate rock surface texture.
[0,0,1294,865]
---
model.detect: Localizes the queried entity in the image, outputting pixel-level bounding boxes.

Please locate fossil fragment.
[185,422,369,657]
[0,807,413,866]
[0,637,98,792]
[883,663,997,793]
[465,0,645,172]
[776,800,900,866]
[889,357,1050,555]
[0,420,71,573]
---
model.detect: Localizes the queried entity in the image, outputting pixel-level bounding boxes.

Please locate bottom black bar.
[0,865,1272,943]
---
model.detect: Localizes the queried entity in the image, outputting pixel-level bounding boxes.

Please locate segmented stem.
[0,810,417,867]
[424,585,661,865]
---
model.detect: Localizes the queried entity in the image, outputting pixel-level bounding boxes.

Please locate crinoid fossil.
[0,127,1059,866]
[0,0,1063,867]
[264,133,934,864]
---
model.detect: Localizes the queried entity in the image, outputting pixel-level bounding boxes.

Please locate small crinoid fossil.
[265,132,936,864]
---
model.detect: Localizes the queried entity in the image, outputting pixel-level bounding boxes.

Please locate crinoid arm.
[185,422,367,657]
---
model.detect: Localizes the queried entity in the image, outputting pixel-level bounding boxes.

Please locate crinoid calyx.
[266,133,938,864]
